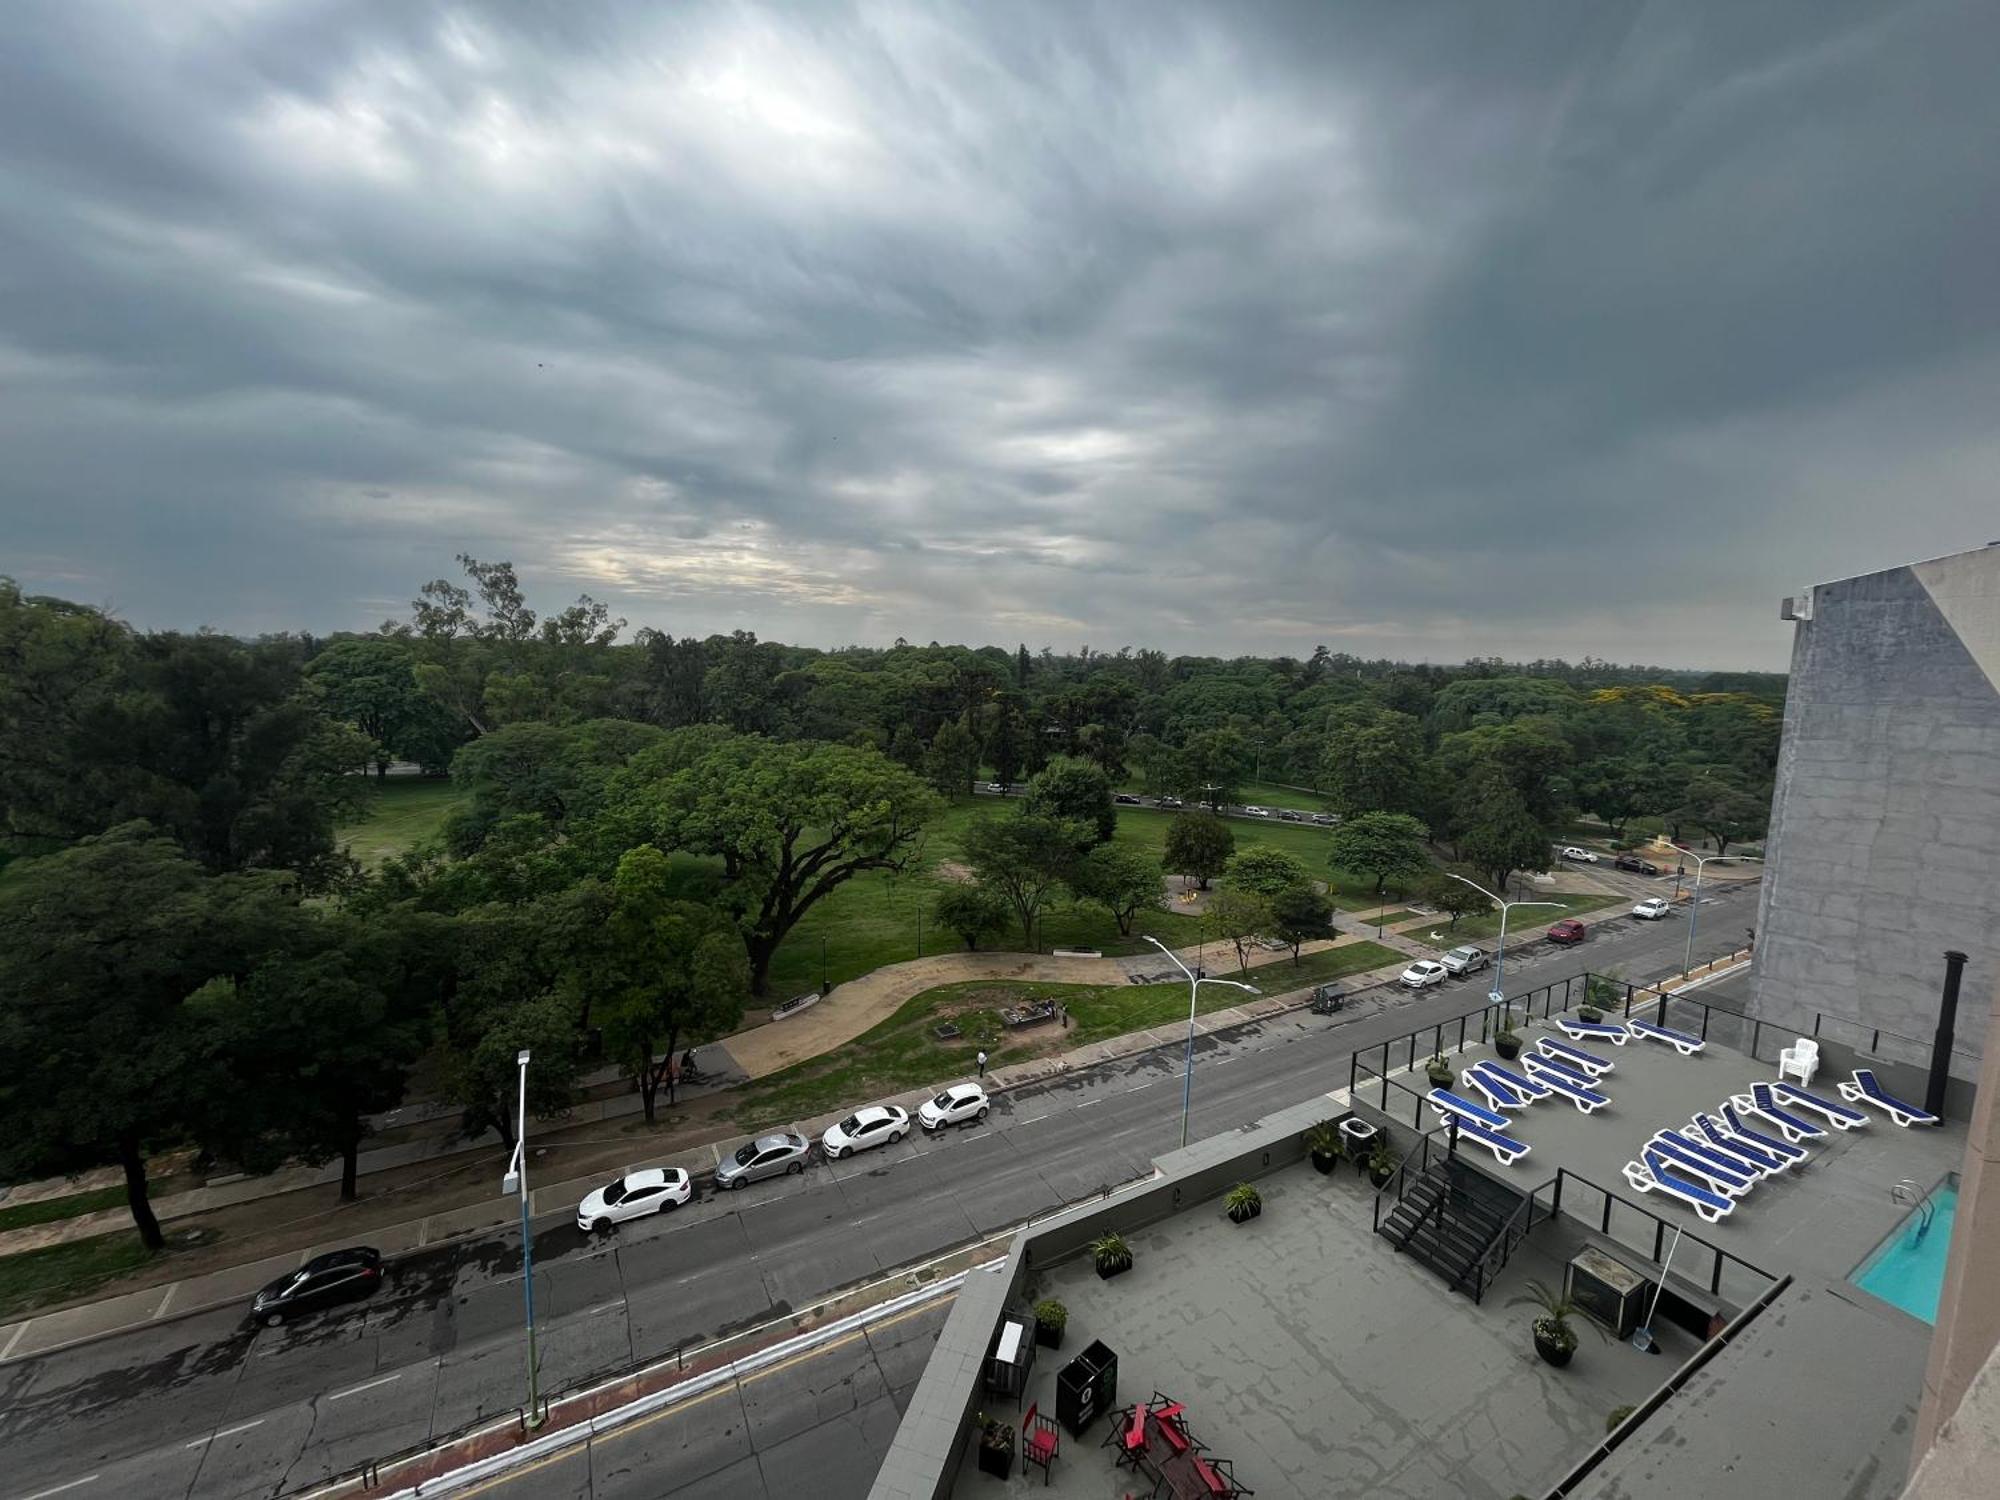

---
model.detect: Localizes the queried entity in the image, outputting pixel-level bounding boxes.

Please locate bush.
[1606,1405,1636,1433]
[1091,1231,1134,1276]
[1033,1298,1067,1335]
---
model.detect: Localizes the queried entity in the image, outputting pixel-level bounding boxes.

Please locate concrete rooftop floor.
[958,1160,1692,1500]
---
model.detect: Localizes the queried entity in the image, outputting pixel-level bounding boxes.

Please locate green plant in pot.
[1494,1028,1523,1061]
[974,1412,1015,1478]
[1511,1278,1600,1368]
[1304,1121,1342,1174]
[1366,1140,1401,1188]
[1032,1298,1067,1349]
[1224,1182,1263,1224]
[1092,1231,1135,1279]
[1424,1048,1454,1088]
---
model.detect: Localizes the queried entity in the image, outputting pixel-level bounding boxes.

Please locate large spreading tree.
[961,813,1086,946]
[1163,811,1235,890]
[1327,811,1432,895]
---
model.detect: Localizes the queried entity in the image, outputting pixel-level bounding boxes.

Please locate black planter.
[976,1426,1015,1478]
[1495,1035,1522,1061]
[1426,1069,1454,1090]
[1310,1149,1339,1175]
[1227,1202,1261,1224]
[1533,1325,1576,1368]
[1035,1320,1064,1349]
[1368,1165,1395,1188]
[1096,1257,1132,1280]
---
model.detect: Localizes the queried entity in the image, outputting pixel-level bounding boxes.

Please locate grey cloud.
[2,0,1997,665]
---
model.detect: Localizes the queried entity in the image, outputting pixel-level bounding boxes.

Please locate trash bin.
[1055,1339,1119,1436]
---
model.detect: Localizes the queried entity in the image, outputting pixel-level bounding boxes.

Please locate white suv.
[1439,945,1488,976]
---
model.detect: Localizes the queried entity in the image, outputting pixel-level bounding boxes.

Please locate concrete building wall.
[1752,544,2000,1077]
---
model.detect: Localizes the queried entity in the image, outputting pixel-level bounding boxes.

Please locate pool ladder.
[1892,1179,1938,1239]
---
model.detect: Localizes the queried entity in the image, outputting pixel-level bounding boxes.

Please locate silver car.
[1440,945,1488,976]
[714,1131,811,1190]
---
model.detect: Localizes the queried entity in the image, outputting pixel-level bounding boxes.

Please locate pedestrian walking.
[976,1049,988,1077]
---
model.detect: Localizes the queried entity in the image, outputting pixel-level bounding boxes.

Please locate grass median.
[726,939,1401,1127]
[1408,891,1621,949]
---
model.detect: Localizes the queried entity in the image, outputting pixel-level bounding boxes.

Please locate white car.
[1559,846,1600,863]
[576,1168,693,1234]
[984,782,1007,794]
[918,1082,990,1131]
[1632,896,1672,921]
[1399,960,1449,989]
[1439,945,1488,976]
[821,1104,911,1159]
[1242,805,1271,818]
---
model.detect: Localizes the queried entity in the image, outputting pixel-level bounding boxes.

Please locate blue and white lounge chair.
[1557,1016,1629,1045]
[1720,1101,1810,1163]
[1462,1065,1528,1114]
[1523,1051,1597,1090]
[1624,1150,1735,1225]
[1445,1114,1533,1167]
[1772,1080,1868,1131]
[1738,1083,1828,1144]
[1425,1087,1511,1133]
[1473,1061,1551,1103]
[1837,1069,1940,1128]
[1695,1109,1803,1170]
[1521,1055,1610,1113]
[1629,1018,1705,1056]
[1537,1036,1614,1076]
[1691,1113,1792,1174]
[1648,1131,1758,1194]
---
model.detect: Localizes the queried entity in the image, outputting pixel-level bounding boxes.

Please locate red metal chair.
[1101,1404,1149,1469]
[1021,1402,1059,1485]
[1192,1454,1253,1498]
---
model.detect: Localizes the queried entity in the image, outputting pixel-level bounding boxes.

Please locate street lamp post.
[1669,847,1764,977]
[1446,874,1561,1020]
[1144,935,1259,1149]
[500,1050,541,1429]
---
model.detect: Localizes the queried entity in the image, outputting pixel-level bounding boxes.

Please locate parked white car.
[576,1168,693,1234]
[984,782,1007,794]
[1559,846,1600,863]
[1632,896,1672,920]
[1399,960,1449,989]
[1439,945,1488,976]
[821,1104,911,1159]
[1242,805,1271,818]
[918,1082,990,1131]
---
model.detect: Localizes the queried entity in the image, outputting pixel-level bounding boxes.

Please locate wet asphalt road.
[0,883,1757,1500]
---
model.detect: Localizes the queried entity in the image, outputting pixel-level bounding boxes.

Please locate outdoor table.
[1139,1410,1208,1500]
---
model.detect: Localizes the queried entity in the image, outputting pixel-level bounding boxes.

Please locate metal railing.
[1546,1169,1780,1304]
[1461,1177,1554,1303]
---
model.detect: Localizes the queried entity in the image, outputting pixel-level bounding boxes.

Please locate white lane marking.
[186,1418,264,1448]
[1,1319,32,1361]
[21,1477,100,1500]
[1075,1098,1102,1109]
[150,1283,178,1320]
[329,1372,402,1401]
[579,1300,624,1318]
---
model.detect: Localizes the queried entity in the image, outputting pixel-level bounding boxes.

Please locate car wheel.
[889,1129,904,1144]
[975,1106,989,1122]
[262,1311,285,1329]
[831,1145,847,1160]
[662,1196,679,1211]
[729,1176,746,1190]
[788,1159,805,1175]
[591,1217,612,1235]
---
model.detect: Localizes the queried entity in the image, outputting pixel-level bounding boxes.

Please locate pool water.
[1854,1181,1959,1323]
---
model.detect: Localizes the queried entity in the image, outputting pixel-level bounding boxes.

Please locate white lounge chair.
[1425,1087,1511,1133]
[1772,1080,1868,1131]
[1520,1055,1610,1114]
[1462,1066,1528,1114]
[1446,1115,1533,1167]
[1838,1069,1940,1128]
[1557,1017,1629,1045]
[1693,1110,1802,1171]
[1630,1018,1705,1056]
[1624,1150,1734,1225]
[1648,1131,1758,1195]
[1537,1036,1614,1076]
[1723,1100,1813,1159]
[1736,1083,1828,1144]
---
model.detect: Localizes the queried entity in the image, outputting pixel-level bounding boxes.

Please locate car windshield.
[602,1180,628,1204]
[837,1115,862,1134]
[931,1092,954,1109]
[733,1143,759,1166]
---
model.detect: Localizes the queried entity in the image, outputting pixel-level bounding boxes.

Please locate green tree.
[1456,769,1549,894]
[458,993,585,1147]
[961,814,1085,945]
[1163,811,1235,890]
[1207,887,1273,973]
[0,827,217,1248]
[304,638,439,777]
[1181,729,1248,809]
[0,580,137,846]
[1421,868,1492,930]
[982,707,1026,787]
[1025,756,1116,846]
[1673,773,1768,857]
[1069,843,1164,936]
[923,719,981,800]
[1327,811,1432,895]
[1270,881,1333,962]
[1223,846,1312,899]
[648,738,942,994]
[933,883,1014,951]
[1320,706,1427,818]
[596,846,748,1123]
[1574,755,1646,838]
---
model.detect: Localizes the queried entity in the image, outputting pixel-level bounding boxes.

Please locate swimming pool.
[1853,1178,1959,1323]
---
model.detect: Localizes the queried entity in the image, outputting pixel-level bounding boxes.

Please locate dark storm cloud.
[3,0,1996,667]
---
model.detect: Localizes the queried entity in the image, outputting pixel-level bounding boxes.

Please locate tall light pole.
[500,1050,542,1429]
[1446,873,1561,1017]
[1669,848,1763,977]
[1145,935,1258,1149]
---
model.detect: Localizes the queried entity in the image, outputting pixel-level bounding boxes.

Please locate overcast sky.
[4,1,1997,671]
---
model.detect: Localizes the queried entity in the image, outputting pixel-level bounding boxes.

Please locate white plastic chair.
[1777,1037,1820,1087]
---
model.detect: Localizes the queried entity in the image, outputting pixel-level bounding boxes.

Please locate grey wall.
[1753,548,2000,1080]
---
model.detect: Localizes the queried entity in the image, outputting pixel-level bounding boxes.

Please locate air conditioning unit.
[1567,1246,1647,1337]
[1780,591,1814,622]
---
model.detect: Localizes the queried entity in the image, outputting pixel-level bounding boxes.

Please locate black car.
[250,1247,383,1327]
[1113,793,1143,805]
[1613,855,1659,876]
[1278,809,1303,822]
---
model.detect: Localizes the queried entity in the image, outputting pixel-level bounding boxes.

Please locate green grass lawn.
[336,778,469,866]
[0,1183,153,1234]
[727,939,1401,1125]
[0,1232,159,1321]
[1409,891,1621,949]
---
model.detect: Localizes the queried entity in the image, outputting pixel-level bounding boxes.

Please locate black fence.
[1544,1168,1780,1309]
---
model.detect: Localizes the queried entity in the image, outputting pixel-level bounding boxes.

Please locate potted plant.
[1494,1028,1523,1061]
[1092,1231,1134,1279]
[1224,1183,1262,1224]
[1032,1298,1067,1349]
[1425,1048,1454,1088]
[1305,1121,1343,1174]
[1511,1278,1590,1368]
[1366,1140,1401,1188]
[975,1413,1015,1478]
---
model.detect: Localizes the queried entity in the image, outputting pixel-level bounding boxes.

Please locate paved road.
[0,884,1757,1500]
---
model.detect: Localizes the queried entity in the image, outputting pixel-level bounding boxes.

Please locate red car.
[1546,918,1587,945]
